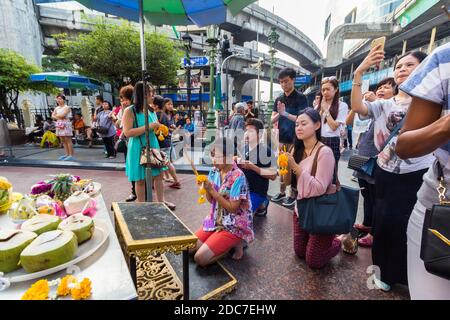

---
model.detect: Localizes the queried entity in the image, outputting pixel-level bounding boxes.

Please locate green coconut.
[0,229,37,273]
[21,214,61,235]
[58,214,95,244]
[20,230,78,273]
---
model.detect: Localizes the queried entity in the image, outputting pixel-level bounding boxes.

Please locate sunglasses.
[321,76,338,84]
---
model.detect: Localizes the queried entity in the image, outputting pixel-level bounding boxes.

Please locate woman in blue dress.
[122,82,175,209]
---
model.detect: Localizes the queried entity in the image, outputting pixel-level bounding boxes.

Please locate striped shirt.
[400,42,450,167]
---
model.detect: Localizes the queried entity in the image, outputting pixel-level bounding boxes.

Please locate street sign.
[181,56,209,67]
[294,75,311,86]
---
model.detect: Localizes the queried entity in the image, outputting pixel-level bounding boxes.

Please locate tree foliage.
[0,49,56,127]
[42,56,76,72]
[56,20,183,89]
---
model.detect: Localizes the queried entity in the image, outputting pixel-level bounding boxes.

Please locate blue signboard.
[340,68,394,93]
[295,75,311,86]
[182,56,209,67]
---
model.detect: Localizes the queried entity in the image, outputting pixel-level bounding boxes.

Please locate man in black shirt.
[245,100,259,120]
[271,68,308,209]
[238,119,277,216]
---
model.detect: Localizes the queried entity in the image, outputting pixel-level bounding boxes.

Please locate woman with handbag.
[113,85,137,202]
[351,47,435,291]
[52,94,74,161]
[156,97,181,189]
[283,108,341,269]
[122,81,175,209]
[396,42,450,299]
[97,101,117,159]
[347,78,396,248]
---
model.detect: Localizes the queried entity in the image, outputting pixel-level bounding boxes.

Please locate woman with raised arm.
[351,46,434,291]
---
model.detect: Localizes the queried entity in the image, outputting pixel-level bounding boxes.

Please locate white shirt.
[362,97,435,174]
[321,101,349,138]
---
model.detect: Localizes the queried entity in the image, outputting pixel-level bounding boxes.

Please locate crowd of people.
[18,40,449,299]
[187,42,450,300]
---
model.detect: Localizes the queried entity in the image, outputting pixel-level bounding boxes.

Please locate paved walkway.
[1,165,410,300]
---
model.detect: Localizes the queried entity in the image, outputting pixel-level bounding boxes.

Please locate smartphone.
[371,36,386,51]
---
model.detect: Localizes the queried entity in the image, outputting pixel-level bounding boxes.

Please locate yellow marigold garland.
[155,125,169,141]
[278,146,289,176]
[21,279,50,300]
[71,278,92,300]
[196,175,208,204]
[56,275,77,297]
[22,276,92,300]
[0,177,12,190]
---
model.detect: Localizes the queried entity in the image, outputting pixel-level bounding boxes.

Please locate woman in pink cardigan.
[283,107,342,269]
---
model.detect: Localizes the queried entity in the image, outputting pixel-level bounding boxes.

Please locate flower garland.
[196,175,208,204]
[278,146,289,176]
[21,279,50,300]
[155,125,169,141]
[21,276,92,300]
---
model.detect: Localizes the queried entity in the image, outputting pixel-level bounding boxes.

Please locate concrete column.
[428,27,437,54]
[402,40,408,55]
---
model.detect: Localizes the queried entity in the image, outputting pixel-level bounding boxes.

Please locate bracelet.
[281,111,289,117]
[352,82,362,87]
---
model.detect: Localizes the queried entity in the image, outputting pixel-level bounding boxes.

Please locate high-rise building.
[323,0,403,55]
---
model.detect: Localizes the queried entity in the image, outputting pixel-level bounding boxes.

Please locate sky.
[258,0,329,53]
[255,0,330,99]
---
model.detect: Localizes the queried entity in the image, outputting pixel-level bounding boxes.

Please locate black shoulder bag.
[297,146,360,235]
[420,161,450,280]
[348,118,405,177]
[96,111,113,134]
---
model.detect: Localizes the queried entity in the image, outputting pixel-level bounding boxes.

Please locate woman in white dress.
[52,94,74,161]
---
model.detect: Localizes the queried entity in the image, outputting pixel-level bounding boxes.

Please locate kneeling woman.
[192,137,254,267]
[284,108,341,269]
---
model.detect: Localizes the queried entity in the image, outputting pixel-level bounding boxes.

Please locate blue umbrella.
[30,72,104,90]
[35,0,257,27]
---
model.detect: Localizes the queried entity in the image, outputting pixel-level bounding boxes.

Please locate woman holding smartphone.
[351,46,434,291]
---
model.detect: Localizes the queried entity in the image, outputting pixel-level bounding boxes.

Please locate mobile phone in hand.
[371,36,386,51]
[371,36,386,69]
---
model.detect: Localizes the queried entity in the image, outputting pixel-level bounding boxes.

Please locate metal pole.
[206,48,216,130]
[226,62,229,121]
[187,61,191,118]
[257,61,261,111]
[139,0,152,202]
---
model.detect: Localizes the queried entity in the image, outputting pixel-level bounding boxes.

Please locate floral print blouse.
[202,163,254,243]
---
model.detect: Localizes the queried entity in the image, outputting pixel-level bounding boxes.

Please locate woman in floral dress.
[192,137,254,267]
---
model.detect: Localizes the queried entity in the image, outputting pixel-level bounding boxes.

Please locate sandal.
[354,223,371,234]
[358,234,373,248]
[164,201,176,211]
[254,207,268,217]
[342,227,359,255]
[169,181,181,189]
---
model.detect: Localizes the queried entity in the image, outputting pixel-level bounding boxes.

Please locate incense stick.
[183,147,199,176]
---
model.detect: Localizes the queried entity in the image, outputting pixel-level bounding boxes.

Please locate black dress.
[372,165,427,286]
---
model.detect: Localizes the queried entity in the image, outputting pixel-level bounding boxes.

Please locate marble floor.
[1,167,410,300]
